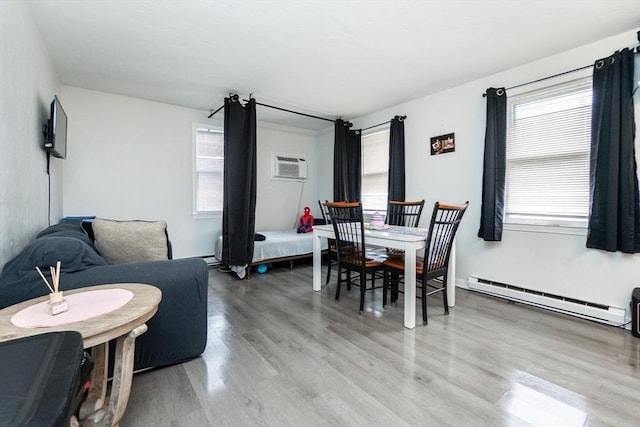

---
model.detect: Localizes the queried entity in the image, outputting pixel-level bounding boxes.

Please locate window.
[505,77,592,228]
[361,128,390,212]
[193,126,224,214]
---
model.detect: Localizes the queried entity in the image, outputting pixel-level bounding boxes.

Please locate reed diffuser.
[36,261,68,315]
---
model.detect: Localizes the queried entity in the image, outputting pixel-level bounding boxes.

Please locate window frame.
[192,123,224,217]
[504,72,593,234]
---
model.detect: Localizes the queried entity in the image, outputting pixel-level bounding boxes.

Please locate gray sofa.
[0,220,208,371]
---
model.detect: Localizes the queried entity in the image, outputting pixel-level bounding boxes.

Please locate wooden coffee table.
[0,283,162,427]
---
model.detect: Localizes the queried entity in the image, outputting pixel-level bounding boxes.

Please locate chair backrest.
[318,200,332,224]
[326,201,365,262]
[423,202,468,277]
[386,200,425,228]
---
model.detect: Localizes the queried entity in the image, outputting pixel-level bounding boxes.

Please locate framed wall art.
[430,132,455,156]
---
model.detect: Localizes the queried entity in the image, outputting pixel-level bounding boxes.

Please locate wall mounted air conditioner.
[272,154,307,180]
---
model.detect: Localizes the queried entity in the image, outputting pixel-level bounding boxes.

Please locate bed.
[216,229,328,277]
[250,229,329,276]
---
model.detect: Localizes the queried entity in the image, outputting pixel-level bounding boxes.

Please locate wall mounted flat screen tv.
[43,95,68,159]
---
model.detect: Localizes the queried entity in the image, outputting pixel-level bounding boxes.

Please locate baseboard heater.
[467,276,626,327]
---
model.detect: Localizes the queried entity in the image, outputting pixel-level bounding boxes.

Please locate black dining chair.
[384,200,425,300]
[326,201,385,312]
[384,200,425,257]
[383,201,468,324]
[386,200,425,228]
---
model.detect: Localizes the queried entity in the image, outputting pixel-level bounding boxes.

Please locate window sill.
[504,223,587,236]
[192,211,222,219]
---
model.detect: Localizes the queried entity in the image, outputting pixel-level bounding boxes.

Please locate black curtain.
[222,97,257,266]
[478,87,507,241]
[587,48,640,253]
[387,115,406,202]
[333,119,361,201]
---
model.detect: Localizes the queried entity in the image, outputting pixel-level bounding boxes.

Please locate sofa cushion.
[92,219,169,265]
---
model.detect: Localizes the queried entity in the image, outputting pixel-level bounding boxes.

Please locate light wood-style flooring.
[121,261,640,426]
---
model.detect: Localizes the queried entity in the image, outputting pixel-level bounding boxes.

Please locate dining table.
[312,224,456,329]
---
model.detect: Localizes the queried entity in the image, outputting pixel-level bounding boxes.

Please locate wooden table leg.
[80,343,108,419]
[81,324,148,427]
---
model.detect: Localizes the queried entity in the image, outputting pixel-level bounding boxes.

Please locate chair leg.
[359,268,366,313]
[391,272,399,303]
[442,274,449,315]
[335,265,342,301]
[325,255,332,285]
[422,280,428,325]
[383,269,388,307]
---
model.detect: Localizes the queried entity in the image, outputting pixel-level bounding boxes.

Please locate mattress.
[216,229,328,264]
[252,229,328,263]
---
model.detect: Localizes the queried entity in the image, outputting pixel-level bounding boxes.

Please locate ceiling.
[25,0,640,131]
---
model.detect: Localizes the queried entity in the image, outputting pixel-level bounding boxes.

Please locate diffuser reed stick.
[37,261,67,315]
[56,261,60,290]
[35,266,54,293]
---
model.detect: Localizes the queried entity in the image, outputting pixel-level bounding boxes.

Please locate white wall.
[255,124,318,231]
[60,87,319,258]
[0,1,60,269]
[324,29,640,315]
[315,127,335,204]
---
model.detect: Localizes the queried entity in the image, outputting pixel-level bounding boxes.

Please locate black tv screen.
[44,95,67,159]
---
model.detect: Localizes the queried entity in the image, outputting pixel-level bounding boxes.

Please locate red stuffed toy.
[297,206,314,233]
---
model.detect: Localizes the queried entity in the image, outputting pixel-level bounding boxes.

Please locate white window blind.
[361,128,390,212]
[194,127,224,213]
[506,77,592,227]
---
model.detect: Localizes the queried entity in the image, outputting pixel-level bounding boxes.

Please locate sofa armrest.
[59,258,208,370]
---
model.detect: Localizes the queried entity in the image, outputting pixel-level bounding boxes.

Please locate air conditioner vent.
[272,154,307,180]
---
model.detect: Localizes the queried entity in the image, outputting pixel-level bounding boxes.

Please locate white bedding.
[252,229,327,263]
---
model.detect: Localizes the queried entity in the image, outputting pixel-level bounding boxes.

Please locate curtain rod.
[481,64,592,97]
[207,103,224,118]
[244,99,336,123]
[482,45,640,97]
[361,115,407,132]
[208,94,239,118]
[208,96,337,123]
[208,97,407,129]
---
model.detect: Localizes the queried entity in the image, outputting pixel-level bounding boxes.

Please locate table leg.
[81,324,147,427]
[403,248,417,329]
[80,343,108,418]
[447,239,456,307]
[313,233,321,291]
